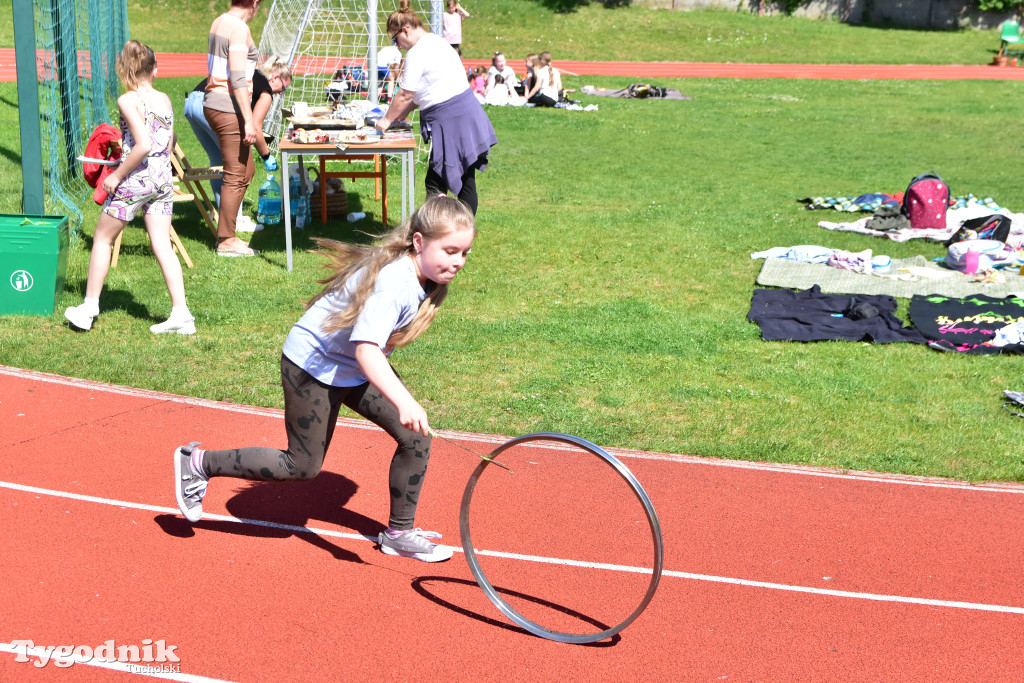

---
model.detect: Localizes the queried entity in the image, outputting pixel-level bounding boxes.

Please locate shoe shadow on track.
[155,472,383,564]
[411,576,620,647]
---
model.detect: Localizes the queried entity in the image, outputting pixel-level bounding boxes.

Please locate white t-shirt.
[484,83,510,106]
[376,45,403,69]
[282,257,426,387]
[537,66,558,100]
[486,65,517,89]
[399,32,468,109]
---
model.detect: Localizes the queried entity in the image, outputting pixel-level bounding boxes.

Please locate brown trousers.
[204,106,254,242]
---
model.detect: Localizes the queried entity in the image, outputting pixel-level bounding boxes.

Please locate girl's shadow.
[156,471,384,564]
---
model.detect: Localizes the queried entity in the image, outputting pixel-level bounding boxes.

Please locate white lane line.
[4,365,1023,495]
[3,480,1022,616]
[0,641,234,682]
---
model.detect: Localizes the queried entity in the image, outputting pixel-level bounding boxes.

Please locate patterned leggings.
[201,355,432,530]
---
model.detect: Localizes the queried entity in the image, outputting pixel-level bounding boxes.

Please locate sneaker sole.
[173,447,203,522]
[151,322,196,335]
[379,542,453,562]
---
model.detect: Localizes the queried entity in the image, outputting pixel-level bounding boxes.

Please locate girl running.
[64,40,194,334]
[173,196,476,562]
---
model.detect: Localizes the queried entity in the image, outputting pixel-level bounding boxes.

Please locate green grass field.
[1,3,1023,482]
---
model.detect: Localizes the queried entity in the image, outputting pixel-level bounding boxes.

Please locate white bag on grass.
[945,240,1009,273]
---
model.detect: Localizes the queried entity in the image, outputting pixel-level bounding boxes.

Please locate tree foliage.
[977,0,1023,12]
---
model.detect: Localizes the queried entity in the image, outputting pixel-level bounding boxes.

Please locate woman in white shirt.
[376,0,497,215]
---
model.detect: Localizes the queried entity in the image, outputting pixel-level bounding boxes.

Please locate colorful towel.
[908,294,1024,354]
[802,193,1002,213]
[802,193,901,212]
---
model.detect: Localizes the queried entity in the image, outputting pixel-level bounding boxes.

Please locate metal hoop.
[459,432,663,644]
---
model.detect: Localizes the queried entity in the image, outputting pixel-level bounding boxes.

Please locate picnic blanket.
[818,204,1024,243]
[802,193,902,212]
[908,294,1024,354]
[802,193,1002,213]
[755,255,1024,298]
[581,85,692,100]
[748,286,926,344]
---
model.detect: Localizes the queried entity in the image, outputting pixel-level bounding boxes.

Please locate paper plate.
[77,155,117,167]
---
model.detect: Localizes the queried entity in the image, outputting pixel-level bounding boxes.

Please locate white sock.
[170,306,192,319]
[81,297,100,314]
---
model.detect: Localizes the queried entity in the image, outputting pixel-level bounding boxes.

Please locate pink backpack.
[902,171,949,230]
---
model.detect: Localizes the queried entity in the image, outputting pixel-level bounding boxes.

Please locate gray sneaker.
[378,529,454,562]
[174,442,208,522]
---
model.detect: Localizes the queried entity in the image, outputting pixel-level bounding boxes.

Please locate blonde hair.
[259,55,292,81]
[309,196,476,349]
[386,0,424,36]
[116,40,157,91]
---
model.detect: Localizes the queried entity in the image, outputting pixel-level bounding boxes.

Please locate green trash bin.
[0,214,70,316]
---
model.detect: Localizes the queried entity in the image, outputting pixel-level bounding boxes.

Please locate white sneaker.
[236,216,263,232]
[150,313,196,335]
[378,528,454,562]
[64,304,98,331]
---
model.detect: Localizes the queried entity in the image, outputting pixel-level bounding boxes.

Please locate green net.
[31,0,129,235]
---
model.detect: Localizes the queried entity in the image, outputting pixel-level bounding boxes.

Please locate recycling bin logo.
[10,270,33,292]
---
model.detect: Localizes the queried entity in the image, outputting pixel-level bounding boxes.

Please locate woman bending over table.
[375,0,497,215]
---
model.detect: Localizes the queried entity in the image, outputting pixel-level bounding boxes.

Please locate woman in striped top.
[203,0,263,257]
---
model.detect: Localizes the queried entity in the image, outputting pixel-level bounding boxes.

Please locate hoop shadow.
[411,576,620,647]
[155,471,385,564]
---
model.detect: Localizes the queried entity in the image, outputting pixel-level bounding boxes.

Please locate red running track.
[5,49,1024,81]
[1,364,1023,681]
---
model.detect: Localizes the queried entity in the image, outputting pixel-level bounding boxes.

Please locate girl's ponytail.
[116,40,156,91]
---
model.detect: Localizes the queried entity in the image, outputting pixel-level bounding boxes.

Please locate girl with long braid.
[173,196,476,562]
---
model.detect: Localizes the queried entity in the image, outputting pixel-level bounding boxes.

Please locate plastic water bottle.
[347,212,365,222]
[295,190,308,229]
[257,175,282,226]
[288,173,301,217]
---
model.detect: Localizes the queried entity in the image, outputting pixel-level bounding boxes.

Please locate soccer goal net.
[15,0,129,232]
[257,0,441,151]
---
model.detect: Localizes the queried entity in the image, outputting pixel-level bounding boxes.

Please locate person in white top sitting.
[525,50,561,107]
[484,74,524,107]
[486,52,518,91]
[376,43,404,100]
